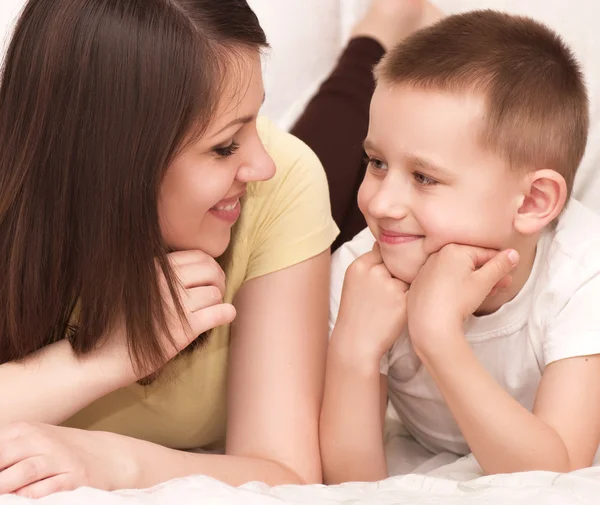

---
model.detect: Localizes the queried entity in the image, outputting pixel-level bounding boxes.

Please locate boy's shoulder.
[548,199,600,268]
[330,227,375,304]
[332,227,376,267]
[536,199,600,307]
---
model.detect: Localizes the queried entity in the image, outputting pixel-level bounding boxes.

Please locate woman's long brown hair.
[0,0,267,377]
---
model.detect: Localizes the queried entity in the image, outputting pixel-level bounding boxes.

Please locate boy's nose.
[369,184,410,221]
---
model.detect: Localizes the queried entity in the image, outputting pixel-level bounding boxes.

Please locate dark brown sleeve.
[291,37,385,251]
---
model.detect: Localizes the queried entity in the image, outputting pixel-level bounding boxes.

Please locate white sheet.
[1,458,598,504]
[1,409,598,504]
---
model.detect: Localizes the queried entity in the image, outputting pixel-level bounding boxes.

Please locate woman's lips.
[209,192,245,224]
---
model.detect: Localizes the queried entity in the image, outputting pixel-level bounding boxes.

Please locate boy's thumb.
[476,249,519,291]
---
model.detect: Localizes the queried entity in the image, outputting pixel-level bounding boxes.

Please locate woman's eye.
[213,141,240,158]
[413,172,438,186]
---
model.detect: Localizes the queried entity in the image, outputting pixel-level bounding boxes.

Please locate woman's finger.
[15,474,78,500]
[0,435,35,472]
[0,456,57,495]
[187,303,237,337]
[175,261,226,295]
[167,250,219,268]
[182,285,223,313]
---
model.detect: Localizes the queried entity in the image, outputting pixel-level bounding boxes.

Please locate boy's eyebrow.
[363,138,454,179]
[407,154,454,178]
[363,139,377,152]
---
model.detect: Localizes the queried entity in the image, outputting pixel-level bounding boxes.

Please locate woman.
[0,0,337,497]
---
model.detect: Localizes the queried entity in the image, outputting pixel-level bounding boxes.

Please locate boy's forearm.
[419,333,571,474]
[320,338,388,484]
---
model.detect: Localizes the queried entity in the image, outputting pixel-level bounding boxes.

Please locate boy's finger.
[494,274,513,290]
[462,246,502,268]
[474,249,519,289]
[356,242,384,265]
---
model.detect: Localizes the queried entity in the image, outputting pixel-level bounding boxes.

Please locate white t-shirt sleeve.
[544,273,600,365]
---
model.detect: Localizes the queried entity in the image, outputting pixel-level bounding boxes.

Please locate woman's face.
[158,51,275,257]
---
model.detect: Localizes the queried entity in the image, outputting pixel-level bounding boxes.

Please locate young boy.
[322,9,600,484]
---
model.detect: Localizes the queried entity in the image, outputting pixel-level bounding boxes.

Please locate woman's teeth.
[213,199,239,211]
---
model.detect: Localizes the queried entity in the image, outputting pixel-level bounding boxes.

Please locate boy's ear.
[514,169,567,235]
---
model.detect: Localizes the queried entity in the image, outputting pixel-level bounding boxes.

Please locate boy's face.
[359,84,524,283]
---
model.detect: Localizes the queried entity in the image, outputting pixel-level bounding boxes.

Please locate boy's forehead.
[368,83,510,175]
[373,82,485,115]
[369,83,487,144]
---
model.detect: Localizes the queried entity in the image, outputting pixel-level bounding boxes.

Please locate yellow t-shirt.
[62,117,339,450]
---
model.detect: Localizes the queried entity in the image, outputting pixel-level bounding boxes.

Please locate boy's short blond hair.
[376,10,589,198]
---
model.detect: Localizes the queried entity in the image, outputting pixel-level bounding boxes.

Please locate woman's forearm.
[117,435,305,488]
[0,339,128,427]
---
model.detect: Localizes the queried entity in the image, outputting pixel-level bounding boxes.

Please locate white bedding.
[1,1,599,504]
[1,456,598,504]
[1,409,599,504]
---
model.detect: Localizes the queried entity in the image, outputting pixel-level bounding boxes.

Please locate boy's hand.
[407,244,519,355]
[333,243,408,362]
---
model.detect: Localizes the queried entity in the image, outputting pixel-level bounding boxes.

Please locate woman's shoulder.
[228,117,338,282]
[255,116,327,193]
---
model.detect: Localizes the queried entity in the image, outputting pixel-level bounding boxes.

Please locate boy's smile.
[359,83,527,285]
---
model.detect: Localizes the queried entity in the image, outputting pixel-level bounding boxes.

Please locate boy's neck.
[475,236,539,316]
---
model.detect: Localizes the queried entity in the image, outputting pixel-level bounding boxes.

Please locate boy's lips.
[378,228,424,245]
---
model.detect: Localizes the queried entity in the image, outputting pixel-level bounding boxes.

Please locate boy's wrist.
[410,324,466,362]
[328,332,384,377]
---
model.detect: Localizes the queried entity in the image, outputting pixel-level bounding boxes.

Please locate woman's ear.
[514,169,568,235]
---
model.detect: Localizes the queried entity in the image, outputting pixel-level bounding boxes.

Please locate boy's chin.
[383,262,418,285]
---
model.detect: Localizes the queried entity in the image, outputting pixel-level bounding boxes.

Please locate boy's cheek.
[381,250,426,285]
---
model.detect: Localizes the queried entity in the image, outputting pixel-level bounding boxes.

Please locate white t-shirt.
[330,199,600,455]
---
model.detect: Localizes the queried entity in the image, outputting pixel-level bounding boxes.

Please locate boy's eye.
[366,156,388,172]
[213,141,240,158]
[413,172,438,186]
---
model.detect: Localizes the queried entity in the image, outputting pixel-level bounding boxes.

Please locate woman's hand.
[0,423,134,498]
[157,250,237,359]
[98,250,237,383]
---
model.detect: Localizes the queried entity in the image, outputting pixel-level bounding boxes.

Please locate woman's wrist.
[99,431,143,490]
[87,327,140,391]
